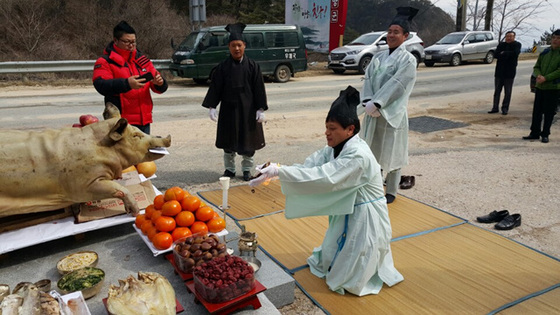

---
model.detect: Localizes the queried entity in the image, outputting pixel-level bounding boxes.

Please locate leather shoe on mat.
[522,134,539,140]
[476,210,509,223]
[399,176,415,189]
[223,170,235,178]
[385,194,396,204]
[542,136,549,143]
[243,171,251,181]
[495,214,521,230]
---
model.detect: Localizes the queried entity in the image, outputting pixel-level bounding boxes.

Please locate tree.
[492,0,546,40]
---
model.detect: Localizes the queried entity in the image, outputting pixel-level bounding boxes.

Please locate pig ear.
[103,102,121,120]
[108,118,128,141]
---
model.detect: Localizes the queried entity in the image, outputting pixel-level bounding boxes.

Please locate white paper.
[148,147,169,155]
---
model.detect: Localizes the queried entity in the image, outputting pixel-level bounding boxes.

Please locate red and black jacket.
[92,42,168,126]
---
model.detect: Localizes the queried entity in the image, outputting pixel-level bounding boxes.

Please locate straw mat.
[198,181,284,220]
[294,223,560,314]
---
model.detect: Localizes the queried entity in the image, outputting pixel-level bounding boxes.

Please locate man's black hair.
[113,21,136,39]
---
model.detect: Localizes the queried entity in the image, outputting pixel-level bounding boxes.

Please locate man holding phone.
[93,21,167,134]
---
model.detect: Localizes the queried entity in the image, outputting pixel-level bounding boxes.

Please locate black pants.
[133,123,150,135]
[530,89,559,137]
[492,77,514,113]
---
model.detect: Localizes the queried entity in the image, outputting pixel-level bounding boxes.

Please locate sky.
[434,0,560,49]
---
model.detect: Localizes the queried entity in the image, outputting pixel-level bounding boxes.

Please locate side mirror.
[377,40,387,46]
[171,38,176,50]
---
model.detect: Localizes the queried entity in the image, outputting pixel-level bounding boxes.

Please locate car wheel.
[274,64,291,83]
[358,56,372,74]
[424,61,434,67]
[483,51,494,64]
[450,53,461,66]
[193,78,208,84]
[332,69,345,74]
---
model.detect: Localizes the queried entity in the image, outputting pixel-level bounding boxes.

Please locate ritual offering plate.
[56,251,99,275]
[57,267,104,299]
[173,233,228,274]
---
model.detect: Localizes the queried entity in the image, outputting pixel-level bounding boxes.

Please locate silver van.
[328,31,425,74]
[424,31,498,67]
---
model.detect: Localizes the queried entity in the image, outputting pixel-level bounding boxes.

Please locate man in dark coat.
[489,31,522,115]
[202,23,268,181]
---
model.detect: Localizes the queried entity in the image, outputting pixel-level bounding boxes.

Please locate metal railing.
[0,59,172,74]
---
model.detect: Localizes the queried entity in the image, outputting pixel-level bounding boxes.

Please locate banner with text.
[286,0,331,53]
[328,0,347,51]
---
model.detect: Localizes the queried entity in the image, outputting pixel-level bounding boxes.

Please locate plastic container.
[172,233,227,274]
[193,256,255,303]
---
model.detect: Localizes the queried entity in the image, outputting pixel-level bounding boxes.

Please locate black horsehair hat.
[326,85,361,133]
[390,7,419,33]
[226,23,246,42]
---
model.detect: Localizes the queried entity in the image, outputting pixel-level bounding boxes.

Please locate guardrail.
[0,59,172,74]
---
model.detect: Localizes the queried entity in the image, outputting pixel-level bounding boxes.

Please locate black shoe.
[542,136,549,143]
[243,171,251,181]
[476,210,509,223]
[488,110,499,114]
[223,170,235,178]
[399,176,415,190]
[385,194,396,204]
[501,112,508,115]
[495,214,521,230]
[522,135,539,140]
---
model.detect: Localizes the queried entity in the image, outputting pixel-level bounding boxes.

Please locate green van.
[169,24,308,84]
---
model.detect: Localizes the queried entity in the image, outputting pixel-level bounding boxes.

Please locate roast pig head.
[0,103,171,218]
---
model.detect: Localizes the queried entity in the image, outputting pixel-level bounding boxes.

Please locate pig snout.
[151,135,171,148]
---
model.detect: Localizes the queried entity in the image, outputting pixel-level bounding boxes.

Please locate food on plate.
[107,272,175,315]
[10,283,41,314]
[164,186,186,202]
[57,267,105,299]
[195,206,215,222]
[193,255,255,303]
[173,234,228,273]
[152,232,174,250]
[136,161,157,178]
[190,221,209,235]
[0,294,23,314]
[39,291,60,315]
[57,251,99,275]
[181,195,201,212]
[207,217,226,233]
[161,200,182,216]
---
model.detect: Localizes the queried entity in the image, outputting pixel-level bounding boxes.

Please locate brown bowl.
[57,267,105,300]
[34,279,51,292]
[56,251,98,275]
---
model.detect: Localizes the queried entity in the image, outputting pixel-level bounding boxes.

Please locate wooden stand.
[185,280,266,315]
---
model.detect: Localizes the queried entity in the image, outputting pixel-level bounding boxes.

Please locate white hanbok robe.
[360,44,417,172]
[278,135,403,296]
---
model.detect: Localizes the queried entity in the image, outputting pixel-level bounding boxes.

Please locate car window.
[437,34,465,44]
[466,34,476,43]
[485,33,494,40]
[348,33,381,45]
[198,32,227,51]
[244,33,265,49]
[475,34,486,42]
[265,32,299,48]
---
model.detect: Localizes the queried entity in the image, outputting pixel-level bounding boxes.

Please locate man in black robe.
[202,23,268,181]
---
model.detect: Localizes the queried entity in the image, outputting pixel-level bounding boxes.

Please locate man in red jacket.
[93,21,168,134]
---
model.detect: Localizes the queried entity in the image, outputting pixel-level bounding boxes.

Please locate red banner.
[329,0,347,51]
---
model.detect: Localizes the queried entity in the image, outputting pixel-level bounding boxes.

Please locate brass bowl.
[56,251,98,275]
[57,267,105,300]
[34,279,51,292]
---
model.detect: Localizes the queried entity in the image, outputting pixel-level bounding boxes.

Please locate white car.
[328,31,425,74]
[424,31,498,67]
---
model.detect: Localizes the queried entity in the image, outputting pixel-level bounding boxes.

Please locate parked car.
[169,24,308,84]
[424,31,498,67]
[327,31,425,74]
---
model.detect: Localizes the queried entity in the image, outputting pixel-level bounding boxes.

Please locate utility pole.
[456,0,468,31]
[485,0,494,31]
[190,0,207,31]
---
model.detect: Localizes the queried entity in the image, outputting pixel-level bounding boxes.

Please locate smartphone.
[138,72,154,82]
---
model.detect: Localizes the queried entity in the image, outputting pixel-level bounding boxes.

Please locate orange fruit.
[136,161,157,177]
[144,204,155,219]
[152,232,173,250]
[155,216,176,232]
[135,214,147,229]
[181,195,201,212]
[164,186,186,202]
[151,210,163,224]
[171,227,192,241]
[122,165,137,173]
[195,206,215,222]
[153,195,165,210]
[147,226,159,241]
[140,220,154,235]
[161,200,182,216]
[190,221,208,235]
[175,211,195,227]
[207,217,226,233]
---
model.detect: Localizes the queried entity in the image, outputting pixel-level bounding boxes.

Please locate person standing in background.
[488,31,522,115]
[523,29,560,143]
[360,7,418,204]
[93,21,168,134]
[202,23,268,181]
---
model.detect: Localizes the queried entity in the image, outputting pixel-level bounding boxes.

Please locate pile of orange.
[134,186,226,250]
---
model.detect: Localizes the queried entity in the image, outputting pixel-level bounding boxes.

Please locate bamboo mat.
[198,181,284,220]
[198,183,560,313]
[293,224,560,314]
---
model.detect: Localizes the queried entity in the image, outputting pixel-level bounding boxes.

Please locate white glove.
[364,100,381,117]
[256,109,265,123]
[249,163,280,187]
[209,108,218,122]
